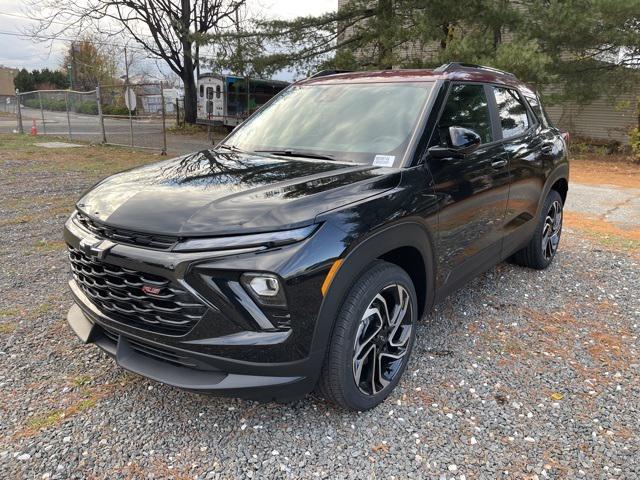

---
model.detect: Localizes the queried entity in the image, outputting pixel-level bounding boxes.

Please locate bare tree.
[26,0,248,123]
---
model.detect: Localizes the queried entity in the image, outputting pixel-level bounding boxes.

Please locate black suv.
[64,63,568,410]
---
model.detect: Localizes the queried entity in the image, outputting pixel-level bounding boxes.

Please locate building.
[0,66,18,96]
[336,0,639,144]
[544,90,639,145]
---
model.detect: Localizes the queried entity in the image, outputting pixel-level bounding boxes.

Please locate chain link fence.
[0,94,17,114]
[98,83,167,151]
[15,84,168,154]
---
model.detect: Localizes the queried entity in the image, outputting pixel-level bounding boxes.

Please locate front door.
[426,82,510,290]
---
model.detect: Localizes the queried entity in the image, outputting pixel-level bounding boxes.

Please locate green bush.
[630,127,640,163]
[23,97,67,111]
[102,104,133,116]
[75,102,98,115]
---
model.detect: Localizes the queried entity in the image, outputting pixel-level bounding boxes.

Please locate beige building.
[0,66,18,96]
[336,0,639,144]
[544,90,638,145]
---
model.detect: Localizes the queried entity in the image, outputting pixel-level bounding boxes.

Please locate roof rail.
[310,69,353,78]
[434,62,516,78]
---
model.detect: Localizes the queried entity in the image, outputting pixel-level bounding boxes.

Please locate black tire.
[317,261,418,411]
[511,189,564,269]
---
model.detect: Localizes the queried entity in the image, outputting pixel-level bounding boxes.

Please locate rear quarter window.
[525,95,553,128]
[493,87,530,138]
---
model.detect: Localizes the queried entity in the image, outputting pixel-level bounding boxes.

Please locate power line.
[0,10,71,26]
[0,28,153,53]
[0,11,171,53]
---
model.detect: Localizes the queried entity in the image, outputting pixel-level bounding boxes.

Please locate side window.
[438,84,493,145]
[493,87,530,138]
[199,84,204,97]
[525,95,551,128]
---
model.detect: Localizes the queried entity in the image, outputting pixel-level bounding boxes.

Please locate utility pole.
[70,42,77,89]
[125,46,134,147]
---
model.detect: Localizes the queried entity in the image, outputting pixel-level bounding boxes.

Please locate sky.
[0,0,336,78]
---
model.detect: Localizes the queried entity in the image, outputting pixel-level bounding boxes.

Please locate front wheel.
[317,261,417,410]
[511,189,564,269]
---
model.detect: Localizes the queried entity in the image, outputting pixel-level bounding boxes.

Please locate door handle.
[491,159,508,169]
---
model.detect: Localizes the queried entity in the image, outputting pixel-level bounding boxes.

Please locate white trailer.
[196,73,289,129]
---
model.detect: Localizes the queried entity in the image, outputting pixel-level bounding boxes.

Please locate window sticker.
[373,155,395,167]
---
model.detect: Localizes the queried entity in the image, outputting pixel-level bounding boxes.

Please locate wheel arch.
[537,162,569,216]
[550,177,568,204]
[308,221,436,379]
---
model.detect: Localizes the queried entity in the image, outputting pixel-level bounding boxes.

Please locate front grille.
[68,245,205,335]
[75,211,178,250]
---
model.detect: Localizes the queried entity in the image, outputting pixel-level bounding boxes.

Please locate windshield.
[223,82,434,165]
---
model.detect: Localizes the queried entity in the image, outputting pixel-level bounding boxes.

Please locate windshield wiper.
[255,149,335,161]
[218,143,246,154]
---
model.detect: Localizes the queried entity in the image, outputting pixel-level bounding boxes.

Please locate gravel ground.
[1,144,639,479]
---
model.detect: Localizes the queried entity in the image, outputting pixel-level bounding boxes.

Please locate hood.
[77,149,400,236]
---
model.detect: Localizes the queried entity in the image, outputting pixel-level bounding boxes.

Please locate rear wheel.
[318,261,417,410]
[511,189,563,269]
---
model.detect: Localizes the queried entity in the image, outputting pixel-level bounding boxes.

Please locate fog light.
[248,275,280,297]
[241,273,287,307]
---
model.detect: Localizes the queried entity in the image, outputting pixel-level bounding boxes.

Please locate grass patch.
[71,375,92,388]
[0,133,160,178]
[16,379,133,438]
[24,397,98,434]
[27,301,55,320]
[33,238,67,252]
[166,122,209,135]
[0,307,20,319]
[0,322,18,334]
[27,410,64,430]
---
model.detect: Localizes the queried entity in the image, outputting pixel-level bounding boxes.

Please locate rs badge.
[142,285,162,295]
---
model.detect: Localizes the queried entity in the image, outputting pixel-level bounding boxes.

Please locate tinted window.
[199,84,204,97]
[438,84,493,144]
[525,95,551,128]
[493,87,529,138]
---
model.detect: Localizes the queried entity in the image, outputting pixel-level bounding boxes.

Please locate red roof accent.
[296,67,531,91]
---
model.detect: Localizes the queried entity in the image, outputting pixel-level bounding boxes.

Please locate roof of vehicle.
[297,63,533,93]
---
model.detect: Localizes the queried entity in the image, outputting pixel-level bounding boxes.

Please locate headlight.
[172,224,318,252]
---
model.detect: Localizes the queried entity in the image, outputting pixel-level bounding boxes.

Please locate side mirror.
[428,126,482,158]
[448,126,481,152]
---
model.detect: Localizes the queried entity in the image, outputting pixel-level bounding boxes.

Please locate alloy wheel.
[541,200,562,260]
[352,284,413,396]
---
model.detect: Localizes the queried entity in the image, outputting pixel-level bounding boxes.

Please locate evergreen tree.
[223,0,639,105]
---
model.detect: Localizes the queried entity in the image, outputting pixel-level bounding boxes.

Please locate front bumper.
[63,214,348,400]
[68,285,316,401]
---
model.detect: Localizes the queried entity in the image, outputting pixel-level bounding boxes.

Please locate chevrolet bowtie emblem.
[79,237,116,260]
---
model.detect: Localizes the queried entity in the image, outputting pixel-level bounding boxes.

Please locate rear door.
[491,86,546,255]
[427,82,510,290]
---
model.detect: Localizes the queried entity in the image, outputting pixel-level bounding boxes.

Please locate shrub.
[630,127,640,164]
[102,104,133,116]
[75,101,98,115]
[23,97,66,111]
